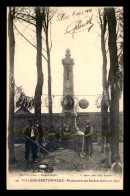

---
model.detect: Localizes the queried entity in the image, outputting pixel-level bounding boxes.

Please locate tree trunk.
[100,10,109,142]
[105,8,120,162]
[101,100,109,141]
[45,28,52,119]
[8,7,16,164]
[110,86,119,162]
[35,7,44,125]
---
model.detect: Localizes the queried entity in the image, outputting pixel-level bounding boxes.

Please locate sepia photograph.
[7,6,124,190]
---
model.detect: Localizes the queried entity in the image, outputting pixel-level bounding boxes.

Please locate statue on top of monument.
[62,49,74,65]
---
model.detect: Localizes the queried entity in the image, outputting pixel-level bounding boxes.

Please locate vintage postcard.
[7,6,124,190]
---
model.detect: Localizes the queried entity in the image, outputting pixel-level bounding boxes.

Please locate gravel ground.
[9,142,123,173]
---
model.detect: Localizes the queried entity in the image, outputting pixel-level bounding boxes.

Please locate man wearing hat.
[23,119,39,163]
[84,120,93,156]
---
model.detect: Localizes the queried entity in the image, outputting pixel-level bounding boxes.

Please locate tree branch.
[42,8,47,30]
[13,24,48,62]
[46,9,49,29]
[19,21,36,34]
[42,36,46,43]
[14,16,36,26]
[42,47,47,53]
[118,48,123,58]
[16,12,36,20]
[49,21,52,51]
[42,24,46,33]
[49,10,57,21]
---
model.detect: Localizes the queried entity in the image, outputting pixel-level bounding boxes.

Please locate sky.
[8,7,123,113]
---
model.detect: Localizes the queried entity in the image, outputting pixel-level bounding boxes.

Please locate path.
[9,142,123,173]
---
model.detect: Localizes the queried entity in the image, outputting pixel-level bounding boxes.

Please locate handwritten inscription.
[56,9,92,22]
[56,12,70,21]
[65,15,93,38]
[72,9,92,17]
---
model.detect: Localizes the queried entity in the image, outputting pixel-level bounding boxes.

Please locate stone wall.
[14,112,123,142]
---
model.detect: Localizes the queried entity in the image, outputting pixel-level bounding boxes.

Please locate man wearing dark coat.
[23,120,39,163]
[84,120,93,155]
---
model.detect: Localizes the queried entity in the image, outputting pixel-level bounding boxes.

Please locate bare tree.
[41,7,58,117]
[97,8,123,162]
[14,7,57,122]
[98,9,109,142]
[35,7,44,124]
[8,7,17,163]
[105,8,122,162]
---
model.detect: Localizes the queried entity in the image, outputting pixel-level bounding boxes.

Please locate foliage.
[61,95,74,110]
[116,8,124,96]
[95,90,111,108]
[15,87,35,111]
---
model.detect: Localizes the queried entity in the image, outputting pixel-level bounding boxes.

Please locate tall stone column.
[62,49,74,97]
[62,49,75,129]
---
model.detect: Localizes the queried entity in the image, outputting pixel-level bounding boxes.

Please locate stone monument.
[61,49,84,151]
[61,49,76,130]
[62,49,74,97]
